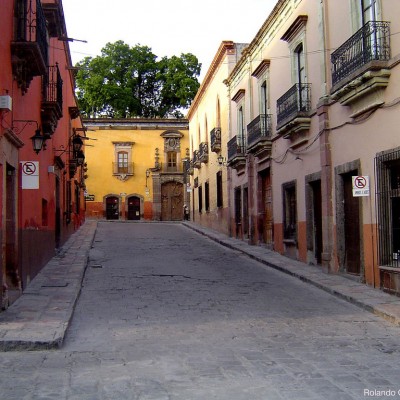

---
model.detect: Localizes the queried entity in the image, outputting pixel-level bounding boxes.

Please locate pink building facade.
[0,0,85,308]
[190,0,400,295]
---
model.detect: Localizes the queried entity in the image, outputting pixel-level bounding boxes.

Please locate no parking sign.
[352,176,370,197]
[21,161,39,189]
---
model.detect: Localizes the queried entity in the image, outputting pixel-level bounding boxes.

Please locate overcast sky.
[62,0,277,80]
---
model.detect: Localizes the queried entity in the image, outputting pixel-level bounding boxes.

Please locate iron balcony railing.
[43,65,63,112]
[210,127,221,152]
[113,162,134,175]
[199,142,209,163]
[227,136,246,161]
[277,83,311,126]
[247,114,272,148]
[15,0,48,65]
[192,150,201,168]
[331,21,390,86]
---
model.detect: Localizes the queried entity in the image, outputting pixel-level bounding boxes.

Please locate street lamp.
[76,150,85,166]
[72,135,84,152]
[217,154,227,166]
[31,129,45,154]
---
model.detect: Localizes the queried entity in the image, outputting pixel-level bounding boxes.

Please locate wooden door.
[261,171,273,245]
[161,182,183,221]
[243,187,249,238]
[106,196,119,220]
[343,173,361,274]
[127,196,141,220]
[312,180,323,265]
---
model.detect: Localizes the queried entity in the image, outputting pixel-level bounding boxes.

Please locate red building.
[0,0,86,308]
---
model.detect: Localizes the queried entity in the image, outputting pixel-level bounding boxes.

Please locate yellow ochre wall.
[83,119,189,220]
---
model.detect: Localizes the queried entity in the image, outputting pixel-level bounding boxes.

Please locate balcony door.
[261,81,268,116]
[361,0,377,25]
[295,43,307,111]
[360,0,382,60]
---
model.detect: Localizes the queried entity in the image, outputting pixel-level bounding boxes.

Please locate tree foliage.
[75,41,201,118]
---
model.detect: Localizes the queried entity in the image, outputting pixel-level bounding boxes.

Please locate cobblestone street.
[1,221,400,399]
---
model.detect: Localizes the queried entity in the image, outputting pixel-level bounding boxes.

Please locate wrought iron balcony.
[331,21,390,88]
[227,136,246,171]
[184,159,194,176]
[199,142,209,164]
[41,65,63,135]
[192,150,201,169]
[210,128,221,153]
[247,114,272,156]
[11,0,48,93]
[277,84,311,127]
[42,1,65,38]
[113,162,134,175]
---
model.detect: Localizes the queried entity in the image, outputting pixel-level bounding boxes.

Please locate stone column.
[152,173,161,221]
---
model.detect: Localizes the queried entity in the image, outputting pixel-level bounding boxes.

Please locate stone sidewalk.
[1,219,400,351]
[0,220,97,351]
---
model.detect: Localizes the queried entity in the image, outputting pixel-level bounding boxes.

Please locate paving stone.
[0,221,400,399]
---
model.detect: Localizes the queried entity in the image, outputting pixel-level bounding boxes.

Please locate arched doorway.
[106,196,119,220]
[161,181,184,221]
[127,196,141,220]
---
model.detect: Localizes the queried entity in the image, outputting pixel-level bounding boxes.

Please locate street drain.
[42,283,69,288]
[91,264,103,268]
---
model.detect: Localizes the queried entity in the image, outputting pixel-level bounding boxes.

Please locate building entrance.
[343,172,361,274]
[161,181,183,221]
[127,196,141,220]
[106,196,119,220]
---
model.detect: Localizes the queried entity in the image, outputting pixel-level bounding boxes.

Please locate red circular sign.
[22,162,36,175]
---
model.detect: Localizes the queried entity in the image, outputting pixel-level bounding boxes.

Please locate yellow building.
[83,118,190,221]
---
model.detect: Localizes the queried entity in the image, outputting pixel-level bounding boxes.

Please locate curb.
[0,220,98,351]
[183,222,400,326]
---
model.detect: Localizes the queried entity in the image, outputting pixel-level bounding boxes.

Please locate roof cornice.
[187,41,236,119]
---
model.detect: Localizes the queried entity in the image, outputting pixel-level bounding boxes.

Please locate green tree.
[75,41,201,118]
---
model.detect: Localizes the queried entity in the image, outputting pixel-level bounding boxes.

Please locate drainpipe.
[224,77,233,238]
[247,52,256,244]
[318,0,335,273]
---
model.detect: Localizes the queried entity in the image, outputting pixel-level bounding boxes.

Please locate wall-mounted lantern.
[217,155,227,166]
[31,129,45,154]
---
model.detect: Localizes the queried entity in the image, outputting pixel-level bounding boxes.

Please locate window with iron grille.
[375,149,400,267]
